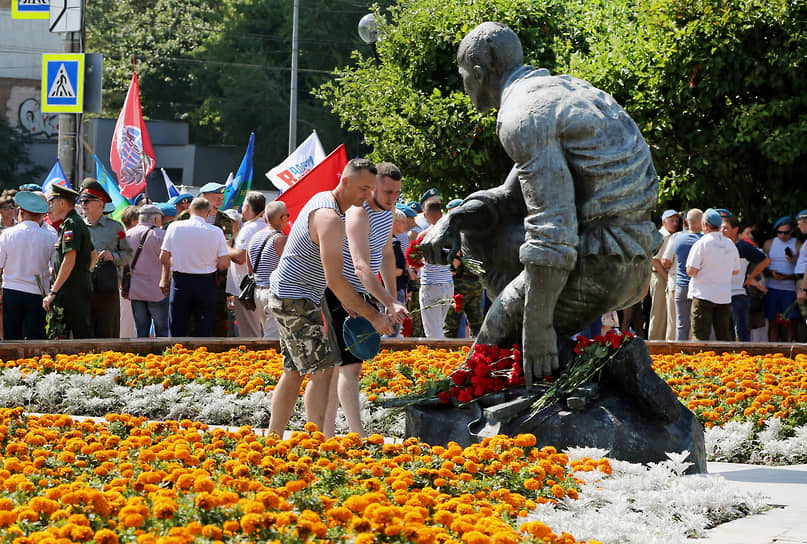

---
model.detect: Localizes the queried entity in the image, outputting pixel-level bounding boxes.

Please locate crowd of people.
[1,177,807,347]
[2,165,807,435]
[639,207,807,343]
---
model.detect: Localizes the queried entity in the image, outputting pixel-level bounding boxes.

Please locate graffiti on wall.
[4,86,59,140]
[19,97,59,138]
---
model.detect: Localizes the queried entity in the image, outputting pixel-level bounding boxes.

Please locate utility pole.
[288,0,299,154]
[54,0,85,185]
[57,28,81,185]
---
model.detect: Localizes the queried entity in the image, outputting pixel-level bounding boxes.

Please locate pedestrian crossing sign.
[41,53,84,113]
[12,0,50,20]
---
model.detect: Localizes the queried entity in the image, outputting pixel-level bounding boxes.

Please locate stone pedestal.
[405,338,707,474]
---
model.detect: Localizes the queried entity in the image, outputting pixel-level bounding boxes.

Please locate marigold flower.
[93,529,119,544]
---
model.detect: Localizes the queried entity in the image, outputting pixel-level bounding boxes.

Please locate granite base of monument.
[405,338,707,474]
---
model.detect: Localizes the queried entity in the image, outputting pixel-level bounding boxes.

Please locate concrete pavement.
[694,462,807,544]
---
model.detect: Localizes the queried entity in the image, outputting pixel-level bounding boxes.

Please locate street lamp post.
[357,13,378,57]
[288,0,299,154]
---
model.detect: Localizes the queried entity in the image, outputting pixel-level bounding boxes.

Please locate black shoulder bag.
[238,232,273,311]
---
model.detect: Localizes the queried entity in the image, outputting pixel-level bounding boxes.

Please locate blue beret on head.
[395,203,416,217]
[103,202,115,214]
[714,208,732,218]
[18,183,42,192]
[14,191,48,214]
[407,201,422,213]
[796,209,807,221]
[131,193,146,205]
[169,193,194,205]
[419,187,440,206]
[199,182,226,194]
[157,203,177,217]
[773,216,792,231]
[446,198,463,210]
[703,208,722,228]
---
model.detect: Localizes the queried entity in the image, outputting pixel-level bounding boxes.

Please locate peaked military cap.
[81,178,111,203]
[50,184,81,200]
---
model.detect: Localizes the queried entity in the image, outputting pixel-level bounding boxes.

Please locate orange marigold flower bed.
[0,408,609,543]
[652,351,807,430]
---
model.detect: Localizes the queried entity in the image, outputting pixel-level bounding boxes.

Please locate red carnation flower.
[438,392,451,404]
[457,390,473,403]
[452,293,463,313]
[117,230,125,240]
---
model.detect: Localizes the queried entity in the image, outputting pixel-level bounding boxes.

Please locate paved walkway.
[694,462,807,544]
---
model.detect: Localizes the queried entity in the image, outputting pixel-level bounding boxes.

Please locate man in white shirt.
[686,208,740,341]
[227,191,267,337]
[160,198,230,337]
[0,192,57,339]
[649,209,679,340]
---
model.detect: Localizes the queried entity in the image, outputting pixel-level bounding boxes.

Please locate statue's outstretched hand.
[420,216,461,266]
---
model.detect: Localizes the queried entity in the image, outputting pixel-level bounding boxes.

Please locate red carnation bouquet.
[405,235,426,269]
[439,344,524,404]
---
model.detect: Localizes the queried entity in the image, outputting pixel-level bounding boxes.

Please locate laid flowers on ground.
[0,407,609,544]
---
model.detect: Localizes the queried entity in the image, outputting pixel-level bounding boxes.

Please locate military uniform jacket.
[55,209,94,301]
[175,209,234,241]
[86,215,133,271]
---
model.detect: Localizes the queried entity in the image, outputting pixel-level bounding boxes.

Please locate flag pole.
[131,55,149,204]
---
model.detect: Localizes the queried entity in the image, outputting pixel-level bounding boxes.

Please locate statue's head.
[457,22,524,113]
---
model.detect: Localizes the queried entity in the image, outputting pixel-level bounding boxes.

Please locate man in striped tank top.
[318,162,410,437]
[267,159,395,437]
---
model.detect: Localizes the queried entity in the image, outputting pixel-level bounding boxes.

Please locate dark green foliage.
[86,0,390,188]
[0,116,45,191]
[318,0,807,225]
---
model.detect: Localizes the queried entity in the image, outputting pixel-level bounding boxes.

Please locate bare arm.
[313,208,394,335]
[686,266,698,278]
[346,207,408,322]
[159,250,172,297]
[744,256,769,287]
[231,248,247,265]
[652,258,668,282]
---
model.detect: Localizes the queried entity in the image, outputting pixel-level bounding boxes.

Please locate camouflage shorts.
[267,293,340,375]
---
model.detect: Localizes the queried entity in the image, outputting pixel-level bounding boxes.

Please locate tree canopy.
[86,0,390,188]
[317,0,807,226]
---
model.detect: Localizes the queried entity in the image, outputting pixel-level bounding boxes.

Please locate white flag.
[265,131,326,191]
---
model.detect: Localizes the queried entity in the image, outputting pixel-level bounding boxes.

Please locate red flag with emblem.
[110,68,155,199]
[277,144,347,234]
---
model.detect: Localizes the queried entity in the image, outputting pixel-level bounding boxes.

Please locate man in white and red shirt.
[686,208,740,341]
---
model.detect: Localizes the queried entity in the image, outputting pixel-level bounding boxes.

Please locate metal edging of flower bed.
[0,338,805,361]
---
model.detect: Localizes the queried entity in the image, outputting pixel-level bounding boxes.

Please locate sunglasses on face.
[777,230,792,235]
